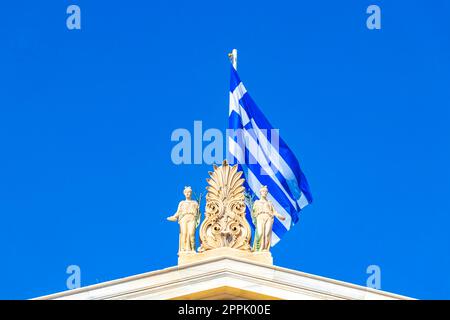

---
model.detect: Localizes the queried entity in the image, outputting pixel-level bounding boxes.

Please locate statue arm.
[193,202,200,217]
[167,202,182,221]
[272,203,286,221]
[194,202,201,227]
[250,201,258,226]
[251,201,258,218]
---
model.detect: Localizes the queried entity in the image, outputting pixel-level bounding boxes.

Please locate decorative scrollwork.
[198,160,251,252]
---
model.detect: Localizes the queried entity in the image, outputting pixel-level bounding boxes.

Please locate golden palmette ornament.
[198,160,252,252]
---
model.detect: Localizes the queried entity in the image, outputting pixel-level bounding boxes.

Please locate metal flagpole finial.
[228,49,237,70]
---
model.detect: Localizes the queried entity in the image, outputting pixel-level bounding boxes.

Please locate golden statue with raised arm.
[252,186,286,252]
[167,186,200,253]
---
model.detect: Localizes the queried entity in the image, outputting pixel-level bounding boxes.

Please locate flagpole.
[228,49,237,70]
[227,49,237,165]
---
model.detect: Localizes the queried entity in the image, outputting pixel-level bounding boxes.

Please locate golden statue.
[251,186,286,252]
[198,160,252,252]
[167,186,200,253]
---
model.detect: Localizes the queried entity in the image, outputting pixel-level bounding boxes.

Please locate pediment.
[170,286,280,300]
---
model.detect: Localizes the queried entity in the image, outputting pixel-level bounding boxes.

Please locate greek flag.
[227,65,313,246]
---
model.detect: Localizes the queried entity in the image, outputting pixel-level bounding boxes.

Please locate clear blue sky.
[0,0,449,299]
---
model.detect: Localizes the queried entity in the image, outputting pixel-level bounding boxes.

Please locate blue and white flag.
[227,65,313,246]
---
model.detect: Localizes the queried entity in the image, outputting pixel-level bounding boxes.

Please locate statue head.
[260,185,269,198]
[183,186,192,199]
